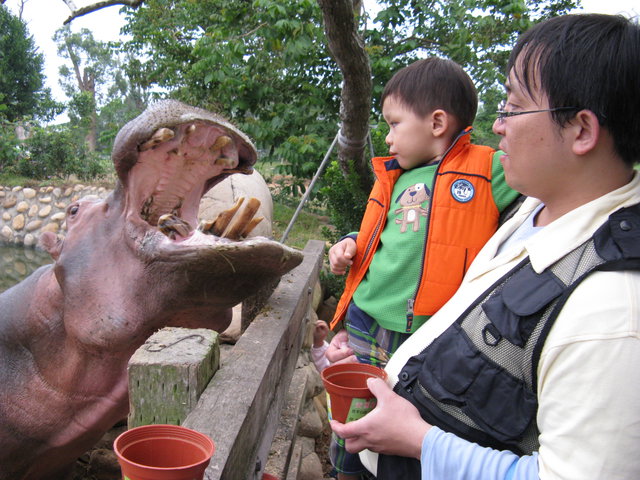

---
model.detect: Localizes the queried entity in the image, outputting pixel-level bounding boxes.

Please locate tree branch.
[62,0,145,25]
[317,0,372,184]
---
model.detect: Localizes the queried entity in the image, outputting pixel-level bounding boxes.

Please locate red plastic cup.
[321,363,387,423]
[114,424,215,480]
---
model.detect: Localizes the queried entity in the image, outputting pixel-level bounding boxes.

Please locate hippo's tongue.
[157,196,264,242]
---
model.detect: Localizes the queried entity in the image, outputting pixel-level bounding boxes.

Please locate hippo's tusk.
[158,214,193,240]
[214,156,237,168]
[241,216,264,238]
[211,197,245,236]
[139,127,176,151]
[211,135,232,152]
[222,197,262,240]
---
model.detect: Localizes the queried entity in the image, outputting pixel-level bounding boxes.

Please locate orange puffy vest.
[330,129,499,331]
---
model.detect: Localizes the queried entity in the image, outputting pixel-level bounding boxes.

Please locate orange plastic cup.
[321,363,387,423]
[114,424,214,480]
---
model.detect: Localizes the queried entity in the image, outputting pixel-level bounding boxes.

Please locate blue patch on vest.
[451,179,475,203]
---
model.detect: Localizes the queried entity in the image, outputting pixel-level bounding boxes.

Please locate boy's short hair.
[381,57,478,131]
[509,14,640,166]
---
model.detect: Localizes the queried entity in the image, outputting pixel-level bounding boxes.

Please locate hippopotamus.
[0,100,303,479]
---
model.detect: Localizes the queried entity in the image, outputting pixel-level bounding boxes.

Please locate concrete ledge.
[183,239,325,480]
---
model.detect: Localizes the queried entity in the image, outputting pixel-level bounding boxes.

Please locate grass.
[272,201,332,250]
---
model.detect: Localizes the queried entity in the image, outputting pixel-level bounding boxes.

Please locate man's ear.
[431,109,449,138]
[571,109,600,156]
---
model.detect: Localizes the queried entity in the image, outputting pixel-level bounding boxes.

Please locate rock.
[313,394,328,424]
[305,364,324,399]
[12,214,25,231]
[26,220,42,232]
[317,297,337,323]
[299,408,323,439]
[88,448,121,480]
[39,205,52,217]
[299,451,324,480]
[3,195,16,208]
[23,188,36,199]
[311,280,324,312]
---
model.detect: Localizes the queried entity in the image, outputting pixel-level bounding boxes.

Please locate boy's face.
[382,95,441,170]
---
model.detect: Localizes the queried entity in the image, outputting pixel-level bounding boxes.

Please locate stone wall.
[0,185,110,247]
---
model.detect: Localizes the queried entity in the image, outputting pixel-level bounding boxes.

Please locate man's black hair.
[381,57,478,132]
[508,14,640,166]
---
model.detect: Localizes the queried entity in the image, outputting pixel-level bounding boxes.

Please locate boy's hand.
[329,237,357,275]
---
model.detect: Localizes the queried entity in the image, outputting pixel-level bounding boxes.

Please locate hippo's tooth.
[140,196,154,222]
[214,156,237,168]
[241,216,264,238]
[222,197,261,240]
[210,135,232,152]
[210,197,245,236]
[158,213,192,240]
[186,124,197,134]
[197,219,216,233]
[139,127,175,151]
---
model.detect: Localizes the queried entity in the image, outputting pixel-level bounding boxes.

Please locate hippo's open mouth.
[123,120,264,247]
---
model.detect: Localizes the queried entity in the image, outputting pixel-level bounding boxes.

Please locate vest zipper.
[406,129,469,331]
[406,299,414,332]
[358,163,387,269]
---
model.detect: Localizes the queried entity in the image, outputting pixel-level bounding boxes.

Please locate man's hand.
[330,377,431,459]
[329,237,357,275]
[325,329,357,365]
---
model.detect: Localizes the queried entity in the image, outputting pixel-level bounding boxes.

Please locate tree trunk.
[317,0,373,189]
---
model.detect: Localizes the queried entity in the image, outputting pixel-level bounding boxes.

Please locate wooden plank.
[264,366,310,477]
[183,239,325,480]
[127,327,220,428]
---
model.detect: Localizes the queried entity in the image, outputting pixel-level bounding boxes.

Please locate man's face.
[492,70,572,202]
[382,95,440,169]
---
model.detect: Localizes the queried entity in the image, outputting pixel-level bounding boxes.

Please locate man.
[329,13,640,480]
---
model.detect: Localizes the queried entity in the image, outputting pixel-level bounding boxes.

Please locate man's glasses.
[496,101,579,123]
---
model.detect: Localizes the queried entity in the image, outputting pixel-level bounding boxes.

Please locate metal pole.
[280,130,340,244]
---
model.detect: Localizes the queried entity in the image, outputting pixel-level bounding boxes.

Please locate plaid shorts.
[329,302,411,475]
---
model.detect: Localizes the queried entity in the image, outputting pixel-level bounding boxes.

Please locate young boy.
[327,57,521,479]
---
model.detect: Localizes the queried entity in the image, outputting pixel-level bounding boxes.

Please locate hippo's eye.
[68,205,79,216]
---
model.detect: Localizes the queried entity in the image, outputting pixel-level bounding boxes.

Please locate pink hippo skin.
[0,100,303,479]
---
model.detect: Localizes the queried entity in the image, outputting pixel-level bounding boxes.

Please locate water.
[0,245,52,294]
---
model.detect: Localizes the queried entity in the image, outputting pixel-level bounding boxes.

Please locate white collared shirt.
[362,173,640,479]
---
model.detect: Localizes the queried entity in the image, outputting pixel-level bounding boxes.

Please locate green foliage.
[0,119,22,172]
[121,0,340,173]
[12,125,109,181]
[0,5,59,122]
[320,267,346,302]
[367,0,578,112]
[320,161,369,242]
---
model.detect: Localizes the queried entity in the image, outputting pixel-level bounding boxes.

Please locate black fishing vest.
[376,203,640,479]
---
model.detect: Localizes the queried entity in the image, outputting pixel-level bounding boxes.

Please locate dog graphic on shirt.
[394,183,430,233]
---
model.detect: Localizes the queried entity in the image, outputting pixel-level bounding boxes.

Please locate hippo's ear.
[39,232,63,261]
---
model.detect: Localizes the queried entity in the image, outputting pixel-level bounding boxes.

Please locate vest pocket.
[415,323,537,443]
[482,264,564,346]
